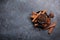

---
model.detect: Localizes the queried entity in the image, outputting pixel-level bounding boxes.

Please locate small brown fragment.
[30,10,56,34]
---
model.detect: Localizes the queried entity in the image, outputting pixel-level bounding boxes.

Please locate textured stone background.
[0,0,60,40]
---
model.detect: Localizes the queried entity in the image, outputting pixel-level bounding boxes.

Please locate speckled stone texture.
[0,0,60,40]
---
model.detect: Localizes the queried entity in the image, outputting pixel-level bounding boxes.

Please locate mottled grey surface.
[0,0,60,40]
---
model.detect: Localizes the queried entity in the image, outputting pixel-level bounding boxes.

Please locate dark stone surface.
[0,0,60,40]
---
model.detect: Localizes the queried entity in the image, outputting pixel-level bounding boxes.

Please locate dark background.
[0,0,60,40]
